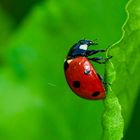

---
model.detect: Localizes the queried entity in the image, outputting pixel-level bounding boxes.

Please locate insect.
[64,39,112,100]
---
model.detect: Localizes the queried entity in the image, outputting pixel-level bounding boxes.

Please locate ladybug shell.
[64,56,106,100]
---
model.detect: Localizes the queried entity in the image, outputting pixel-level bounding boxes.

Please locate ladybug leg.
[97,73,111,86]
[86,49,106,56]
[97,73,103,81]
[89,56,112,64]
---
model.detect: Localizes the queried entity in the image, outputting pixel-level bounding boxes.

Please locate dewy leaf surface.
[103,0,140,139]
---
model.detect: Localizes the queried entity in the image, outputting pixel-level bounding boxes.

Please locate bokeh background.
[0,0,139,139]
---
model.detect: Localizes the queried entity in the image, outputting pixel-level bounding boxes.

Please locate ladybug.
[64,39,112,100]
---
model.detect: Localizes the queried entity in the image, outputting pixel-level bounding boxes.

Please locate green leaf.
[103,0,140,139]
[0,0,128,140]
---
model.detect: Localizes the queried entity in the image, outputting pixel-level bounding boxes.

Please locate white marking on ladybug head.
[79,44,88,50]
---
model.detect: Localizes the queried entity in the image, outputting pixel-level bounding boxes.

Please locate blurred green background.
[0,0,139,139]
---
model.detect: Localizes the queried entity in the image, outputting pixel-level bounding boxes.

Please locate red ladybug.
[64,39,112,100]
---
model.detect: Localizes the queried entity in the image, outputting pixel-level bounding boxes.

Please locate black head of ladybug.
[78,39,94,46]
[67,39,97,58]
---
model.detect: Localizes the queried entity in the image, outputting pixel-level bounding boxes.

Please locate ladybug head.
[67,39,97,58]
[78,39,93,46]
[78,39,98,50]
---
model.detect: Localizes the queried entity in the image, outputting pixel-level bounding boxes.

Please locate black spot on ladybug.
[92,91,100,97]
[73,81,80,88]
[84,70,90,75]
[64,60,69,70]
